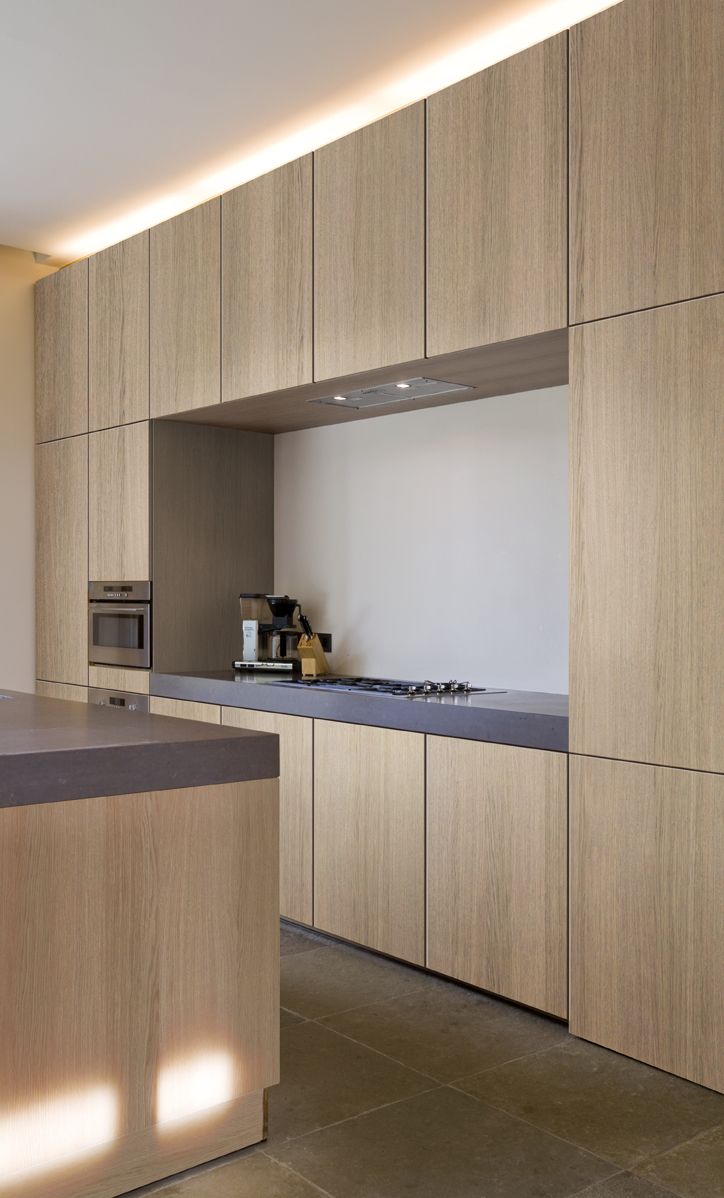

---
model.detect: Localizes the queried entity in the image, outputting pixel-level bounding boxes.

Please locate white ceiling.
[0,0,619,262]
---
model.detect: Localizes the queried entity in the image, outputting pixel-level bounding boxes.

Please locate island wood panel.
[88,666,150,695]
[89,231,149,430]
[570,297,724,773]
[222,157,312,400]
[149,696,221,723]
[314,104,425,380]
[35,260,88,443]
[570,0,724,323]
[570,756,723,1093]
[427,34,567,356]
[223,707,313,925]
[36,681,88,703]
[313,721,425,964]
[150,199,220,417]
[427,736,567,1017]
[35,435,88,686]
[0,779,279,1198]
[89,422,150,582]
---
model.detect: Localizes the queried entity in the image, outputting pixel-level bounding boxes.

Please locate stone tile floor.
[135,922,724,1198]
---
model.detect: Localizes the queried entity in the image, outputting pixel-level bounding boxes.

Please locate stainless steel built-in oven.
[88,582,151,670]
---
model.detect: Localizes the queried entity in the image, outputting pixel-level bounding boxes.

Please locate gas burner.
[406,679,475,698]
[268,675,505,698]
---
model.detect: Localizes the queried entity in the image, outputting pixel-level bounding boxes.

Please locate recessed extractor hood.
[308,376,474,411]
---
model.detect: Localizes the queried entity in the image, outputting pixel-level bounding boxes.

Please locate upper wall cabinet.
[314,104,425,380]
[35,260,88,443]
[89,231,149,429]
[222,158,313,401]
[570,0,724,323]
[570,295,724,774]
[427,35,567,357]
[150,199,220,417]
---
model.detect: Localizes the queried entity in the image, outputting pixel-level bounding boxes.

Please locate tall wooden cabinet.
[35,435,88,685]
[89,230,149,429]
[314,721,425,963]
[570,296,724,774]
[314,105,425,380]
[427,34,567,356]
[222,158,313,400]
[88,421,151,582]
[35,260,88,443]
[150,199,221,417]
[427,737,567,1017]
[570,755,723,1093]
[570,0,724,323]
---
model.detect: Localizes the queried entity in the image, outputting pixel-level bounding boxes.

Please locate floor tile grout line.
[301,980,432,1023]
[447,1040,569,1087]
[265,1083,445,1152]
[259,1149,340,1198]
[565,1169,628,1198]
[625,1118,724,1182]
[293,1018,443,1084]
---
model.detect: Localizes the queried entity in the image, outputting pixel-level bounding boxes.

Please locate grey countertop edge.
[151,672,569,754]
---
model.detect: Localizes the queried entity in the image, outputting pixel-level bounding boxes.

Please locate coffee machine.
[235,594,331,672]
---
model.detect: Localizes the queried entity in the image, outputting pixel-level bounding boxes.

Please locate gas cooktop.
[269,676,505,699]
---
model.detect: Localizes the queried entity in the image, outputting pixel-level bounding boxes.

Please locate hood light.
[310,377,474,411]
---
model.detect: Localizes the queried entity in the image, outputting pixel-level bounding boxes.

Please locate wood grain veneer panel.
[427,736,567,1017]
[150,199,220,416]
[570,0,724,322]
[223,707,312,925]
[427,34,567,355]
[570,755,723,1093]
[314,105,425,380]
[570,297,724,772]
[35,435,88,686]
[89,422,150,582]
[313,720,425,963]
[222,158,312,400]
[36,680,88,703]
[89,231,149,429]
[149,696,221,723]
[35,260,88,442]
[88,666,150,695]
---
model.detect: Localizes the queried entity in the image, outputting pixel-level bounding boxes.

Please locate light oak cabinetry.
[570,0,724,323]
[35,435,88,686]
[570,296,724,774]
[314,104,425,380]
[149,696,221,723]
[36,680,88,703]
[89,421,151,582]
[35,260,88,442]
[570,755,723,1093]
[427,34,567,356]
[150,199,220,417]
[88,665,150,694]
[314,721,425,963]
[427,737,567,1017]
[89,230,149,429]
[222,707,313,925]
[222,158,313,400]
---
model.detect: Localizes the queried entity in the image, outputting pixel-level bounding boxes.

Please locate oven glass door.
[89,604,150,668]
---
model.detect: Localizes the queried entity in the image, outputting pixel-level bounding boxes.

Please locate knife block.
[297,633,329,677]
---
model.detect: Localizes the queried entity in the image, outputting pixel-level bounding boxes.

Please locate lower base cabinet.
[314,720,425,964]
[36,680,88,703]
[570,755,723,1093]
[222,707,313,926]
[148,697,221,723]
[427,737,567,1017]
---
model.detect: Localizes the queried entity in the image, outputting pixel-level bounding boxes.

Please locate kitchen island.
[0,690,280,1198]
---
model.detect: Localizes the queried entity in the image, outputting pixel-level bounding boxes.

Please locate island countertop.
[0,688,279,808]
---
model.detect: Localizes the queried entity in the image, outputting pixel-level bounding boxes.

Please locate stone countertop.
[0,689,279,808]
[151,671,569,753]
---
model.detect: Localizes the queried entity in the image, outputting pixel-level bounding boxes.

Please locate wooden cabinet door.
[150,199,220,417]
[89,421,150,582]
[314,720,425,963]
[570,0,724,323]
[36,435,88,685]
[427,35,566,357]
[427,737,567,1017]
[570,297,723,774]
[149,696,221,723]
[35,260,88,442]
[314,105,425,380]
[36,680,88,703]
[222,707,313,925]
[570,755,723,1092]
[89,230,149,429]
[222,158,312,400]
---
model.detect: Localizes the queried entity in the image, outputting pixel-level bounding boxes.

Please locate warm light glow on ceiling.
[0,1083,118,1182]
[61,0,621,261]
[156,1049,236,1128]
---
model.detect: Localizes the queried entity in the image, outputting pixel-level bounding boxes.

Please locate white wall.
[0,246,55,691]
[275,386,568,692]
